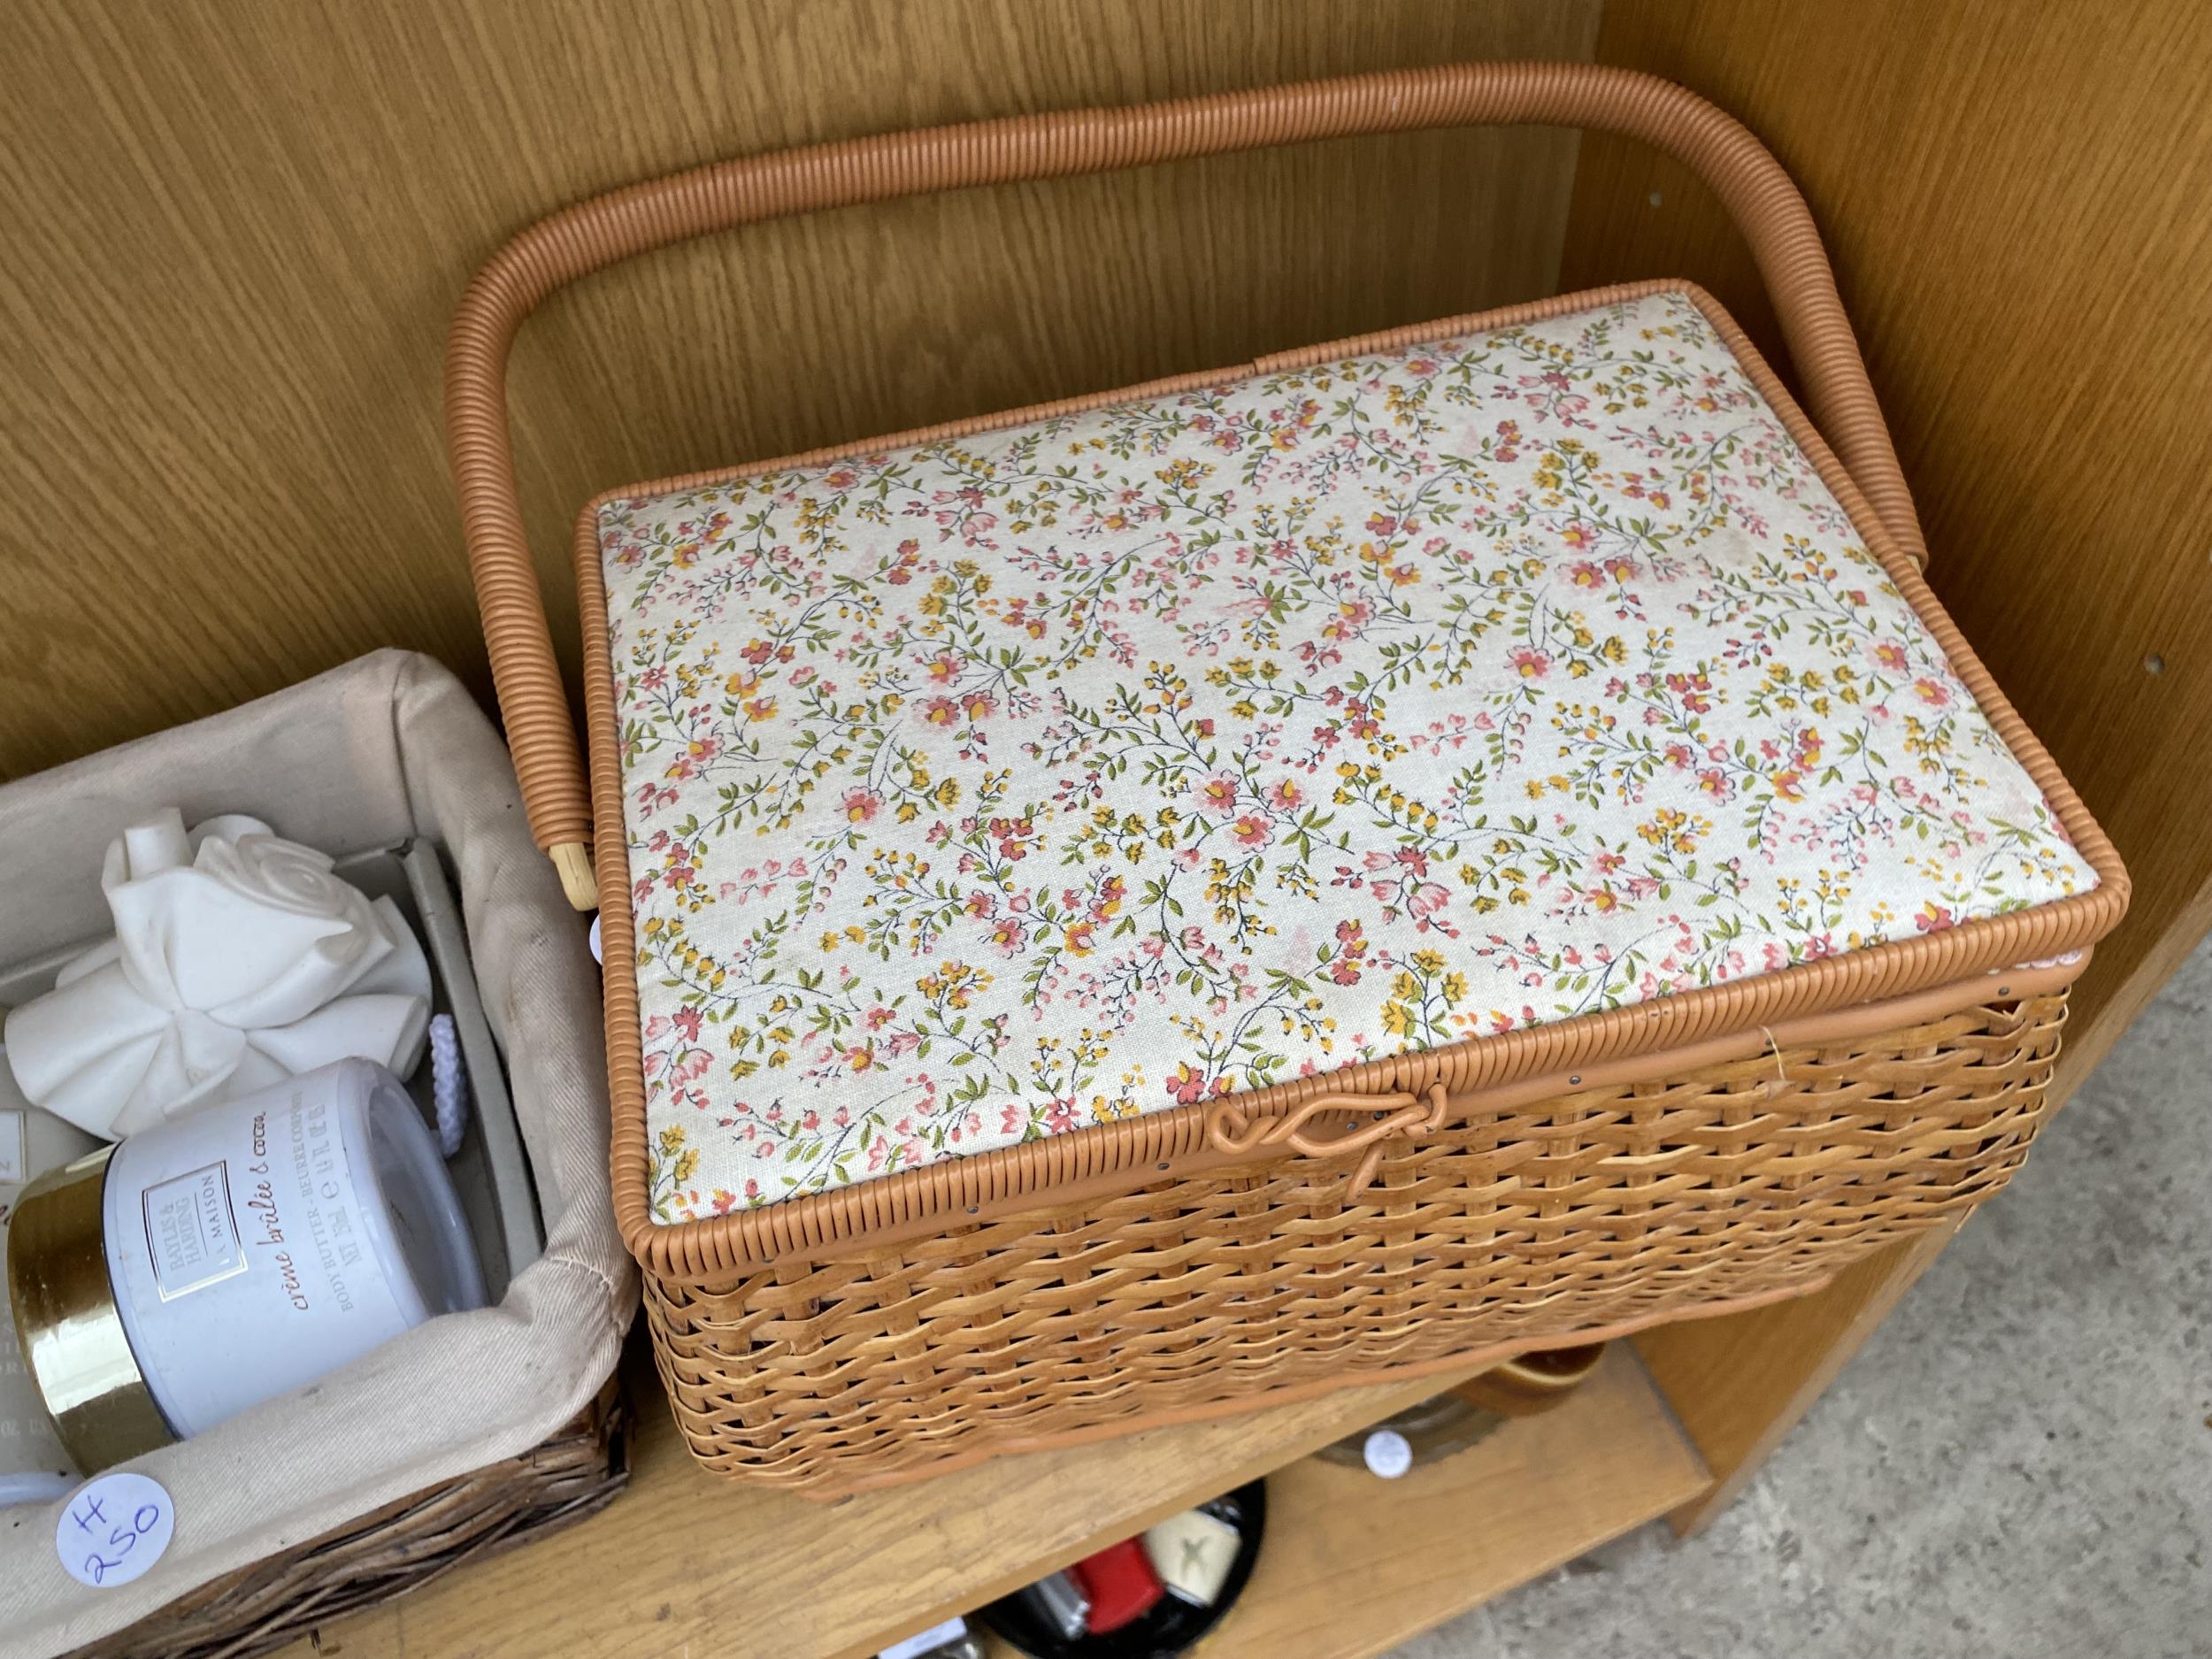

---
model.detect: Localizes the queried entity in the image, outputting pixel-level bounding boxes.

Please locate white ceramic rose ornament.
[3,810,432,1140]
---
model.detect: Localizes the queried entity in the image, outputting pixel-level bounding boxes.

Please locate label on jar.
[142,1161,248,1301]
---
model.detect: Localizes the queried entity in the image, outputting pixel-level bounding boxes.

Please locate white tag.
[141,1162,247,1300]
[879,1616,968,1659]
[588,915,603,964]
[1363,1427,1413,1479]
[57,1472,174,1587]
[0,1109,24,1186]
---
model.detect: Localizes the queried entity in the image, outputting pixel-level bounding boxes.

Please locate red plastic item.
[1069,1538,1165,1635]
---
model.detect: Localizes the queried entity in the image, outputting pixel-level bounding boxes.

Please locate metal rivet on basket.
[1569,1074,1581,1086]
[966,1205,979,1215]
[1157,1161,1171,1171]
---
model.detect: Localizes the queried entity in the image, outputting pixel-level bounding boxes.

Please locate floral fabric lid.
[598,288,2096,1223]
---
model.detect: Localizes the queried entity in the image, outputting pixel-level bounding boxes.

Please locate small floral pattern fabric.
[601,288,2096,1223]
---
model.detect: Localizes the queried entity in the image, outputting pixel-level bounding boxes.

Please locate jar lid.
[5,1147,174,1471]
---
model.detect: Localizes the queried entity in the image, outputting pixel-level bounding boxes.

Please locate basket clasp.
[1204,1082,1450,1199]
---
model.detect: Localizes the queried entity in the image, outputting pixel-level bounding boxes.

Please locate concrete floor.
[1388,940,2212,1659]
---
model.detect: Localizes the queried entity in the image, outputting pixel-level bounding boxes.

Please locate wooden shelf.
[280,1344,1701,1659]
[983,1347,1705,1659]
[276,1340,1553,1659]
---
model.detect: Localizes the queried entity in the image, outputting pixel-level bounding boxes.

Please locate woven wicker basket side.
[67,1390,626,1659]
[643,995,2062,1497]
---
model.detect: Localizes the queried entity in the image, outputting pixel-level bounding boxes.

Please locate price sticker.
[1362,1427,1413,1479]
[56,1472,173,1589]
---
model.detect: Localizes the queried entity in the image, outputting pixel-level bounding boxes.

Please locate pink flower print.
[965,891,996,918]
[1560,522,1599,552]
[1365,512,1400,538]
[1001,1104,1025,1135]
[1266,779,1303,810]
[841,787,883,823]
[1912,677,1953,707]
[963,690,997,721]
[988,815,1036,859]
[642,1014,671,1040]
[1320,599,1374,641]
[1197,773,1240,817]
[926,654,961,683]
[1567,560,1607,588]
[865,1005,895,1030]
[1063,919,1097,956]
[1192,718,1216,738]
[672,1007,703,1043]
[1230,815,1271,848]
[1604,556,1640,581]
[1407,881,1455,926]
[988,918,1025,956]
[1091,875,1127,920]
[1914,902,1955,933]
[741,639,775,666]
[1166,1063,1217,1105]
[1509,648,1551,680]
[922,696,960,726]
[1593,850,1624,876]
[1871,641,1909,673]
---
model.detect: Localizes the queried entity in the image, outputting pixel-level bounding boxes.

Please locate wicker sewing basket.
[448,63,2128,1496]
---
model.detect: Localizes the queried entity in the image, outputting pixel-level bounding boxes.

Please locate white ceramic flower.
[4,810,431,1140]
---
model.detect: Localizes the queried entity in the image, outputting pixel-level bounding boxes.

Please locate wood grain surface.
[0,0,1596,782]
[265,1340,1609,1659]
[1560,0,2212,1077]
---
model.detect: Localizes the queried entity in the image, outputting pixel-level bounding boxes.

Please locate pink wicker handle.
[447,61,1923,910]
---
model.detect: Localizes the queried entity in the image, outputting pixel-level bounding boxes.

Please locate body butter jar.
[6,1058,485,1471]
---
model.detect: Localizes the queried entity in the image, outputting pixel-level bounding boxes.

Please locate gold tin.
[5,1147,173,1471]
